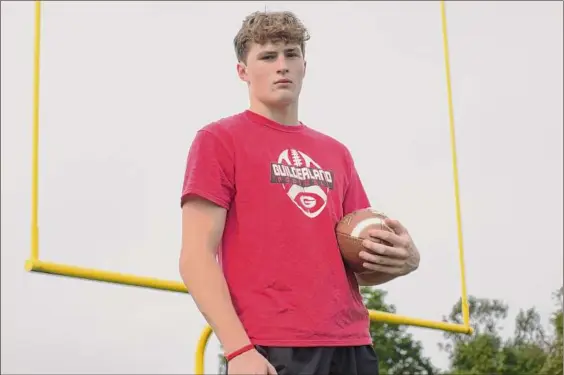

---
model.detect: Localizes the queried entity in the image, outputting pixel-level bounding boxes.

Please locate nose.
[276,56,289,75]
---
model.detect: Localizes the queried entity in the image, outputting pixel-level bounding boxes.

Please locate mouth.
[275,79,293,84]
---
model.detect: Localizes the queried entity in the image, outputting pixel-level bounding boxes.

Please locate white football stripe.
[350,217,384,238]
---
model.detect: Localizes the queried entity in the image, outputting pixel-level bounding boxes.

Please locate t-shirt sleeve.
[342,148,371,215]
[180,129,235,209]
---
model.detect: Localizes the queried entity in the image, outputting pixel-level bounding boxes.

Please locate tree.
[540,287,563,375]
[439,288,563,375]
[362,286,439,375]
[219,352,226,375]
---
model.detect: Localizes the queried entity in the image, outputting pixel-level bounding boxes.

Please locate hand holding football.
[336,208,420,276]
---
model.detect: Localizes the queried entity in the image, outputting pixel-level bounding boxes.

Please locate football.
[335,208,394,274]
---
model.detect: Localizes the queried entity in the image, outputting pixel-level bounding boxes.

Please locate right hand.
[228,348,277,375]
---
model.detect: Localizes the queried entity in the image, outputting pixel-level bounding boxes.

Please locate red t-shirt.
[181,110,372,347]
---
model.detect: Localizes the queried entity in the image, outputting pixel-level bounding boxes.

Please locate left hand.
[359,218,420,276]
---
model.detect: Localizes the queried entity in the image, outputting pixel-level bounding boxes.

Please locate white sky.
[2,1,562,373]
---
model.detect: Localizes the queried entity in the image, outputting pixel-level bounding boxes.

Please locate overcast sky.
[2,1,562,373]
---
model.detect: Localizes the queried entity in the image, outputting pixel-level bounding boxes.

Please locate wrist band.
[225,343,255,361]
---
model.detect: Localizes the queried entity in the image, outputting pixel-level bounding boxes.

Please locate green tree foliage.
[361,286,438,375]
[440,288,563,375]
[219,352,226,375]
[540,287,563,375]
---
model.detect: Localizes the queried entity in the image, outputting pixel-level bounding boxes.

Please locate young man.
[179,10,420,375]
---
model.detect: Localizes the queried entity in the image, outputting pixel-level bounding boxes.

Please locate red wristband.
[225,343,255,362]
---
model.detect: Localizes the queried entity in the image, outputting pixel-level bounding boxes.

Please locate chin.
[267,93,298,108]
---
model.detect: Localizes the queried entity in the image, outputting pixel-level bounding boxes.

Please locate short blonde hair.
[233,11,310,63]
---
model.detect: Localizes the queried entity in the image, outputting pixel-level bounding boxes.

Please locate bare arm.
[178,196,251,354]
[355,272,400,286]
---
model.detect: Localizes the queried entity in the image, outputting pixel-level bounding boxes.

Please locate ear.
[303,60,307,77]
[236,62,249,83]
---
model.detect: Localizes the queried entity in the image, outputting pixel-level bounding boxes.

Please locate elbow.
[178,246,216,281]
[178,248,195,281]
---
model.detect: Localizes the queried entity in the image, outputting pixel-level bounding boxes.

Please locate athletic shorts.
[226,345,380,375]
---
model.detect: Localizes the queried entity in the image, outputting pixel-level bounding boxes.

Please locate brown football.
[336,208,394,274]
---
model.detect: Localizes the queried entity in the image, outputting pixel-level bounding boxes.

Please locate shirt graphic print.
[270,148,335,219]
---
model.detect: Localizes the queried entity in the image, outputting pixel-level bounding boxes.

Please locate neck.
[249,98,299,126]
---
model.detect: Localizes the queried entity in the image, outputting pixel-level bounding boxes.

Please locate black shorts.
[227,345,379,375]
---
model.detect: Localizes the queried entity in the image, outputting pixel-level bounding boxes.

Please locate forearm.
[355,272,400,286]
[180,252,250,353]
